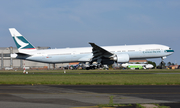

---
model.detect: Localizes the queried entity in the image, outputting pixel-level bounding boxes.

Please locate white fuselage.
[14,44,174,63]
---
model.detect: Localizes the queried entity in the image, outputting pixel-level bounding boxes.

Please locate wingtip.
[9,28,15,30]
[89,42,94,44]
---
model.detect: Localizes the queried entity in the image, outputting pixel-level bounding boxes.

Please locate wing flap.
[89,43,113,56]
[89,42,114,62]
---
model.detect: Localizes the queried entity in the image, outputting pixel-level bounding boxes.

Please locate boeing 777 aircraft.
[9,28,174,69]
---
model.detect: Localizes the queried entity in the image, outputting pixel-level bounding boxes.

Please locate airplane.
[122,63,154,70]
[9,28,174,69]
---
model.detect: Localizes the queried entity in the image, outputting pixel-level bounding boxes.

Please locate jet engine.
[112,54,129,63]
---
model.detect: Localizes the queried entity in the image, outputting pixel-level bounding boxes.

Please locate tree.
[147,61,156,69]
[167,62,172,66]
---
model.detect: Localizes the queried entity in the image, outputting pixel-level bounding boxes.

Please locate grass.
[98,95,132,107]
[0,70,180,85]
[109,96,114,105]
[98,104,133,107]
[154,104,170,108]
[1,69,180,74]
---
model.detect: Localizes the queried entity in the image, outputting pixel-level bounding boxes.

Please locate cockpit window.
[169,48,172,50]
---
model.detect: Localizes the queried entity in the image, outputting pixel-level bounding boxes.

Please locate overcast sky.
[0,0,179,65]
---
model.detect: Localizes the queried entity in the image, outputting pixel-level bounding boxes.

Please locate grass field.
[0,69,180,85]
[1,69,180,73]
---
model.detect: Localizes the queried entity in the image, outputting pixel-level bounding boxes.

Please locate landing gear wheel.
[160,60,165,69]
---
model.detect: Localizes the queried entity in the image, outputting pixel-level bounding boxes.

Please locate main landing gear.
[160,57,166,69]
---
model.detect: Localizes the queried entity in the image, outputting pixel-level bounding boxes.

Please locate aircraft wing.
[89,42,113,62]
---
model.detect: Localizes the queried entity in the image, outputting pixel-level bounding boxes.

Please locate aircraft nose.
[170,50,174,54]
[165,50,174,53]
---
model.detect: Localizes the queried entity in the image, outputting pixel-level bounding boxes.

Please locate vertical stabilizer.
[9,28,36,52]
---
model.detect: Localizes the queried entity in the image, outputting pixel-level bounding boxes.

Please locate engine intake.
[112,54,129,63]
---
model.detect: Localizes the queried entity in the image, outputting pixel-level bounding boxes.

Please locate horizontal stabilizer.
[16,52,31,56]
[11,52,31,59]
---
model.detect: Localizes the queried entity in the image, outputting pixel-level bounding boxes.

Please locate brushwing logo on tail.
[9,28,36,53]
[13,35,29,49]
[12,35,35,50]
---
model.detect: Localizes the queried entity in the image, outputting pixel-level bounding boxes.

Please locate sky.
[0,0,179,65]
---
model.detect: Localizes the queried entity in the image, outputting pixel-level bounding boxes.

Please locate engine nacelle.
[113,54,129,63]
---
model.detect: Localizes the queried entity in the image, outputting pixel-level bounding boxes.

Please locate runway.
[0,85,180,108]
